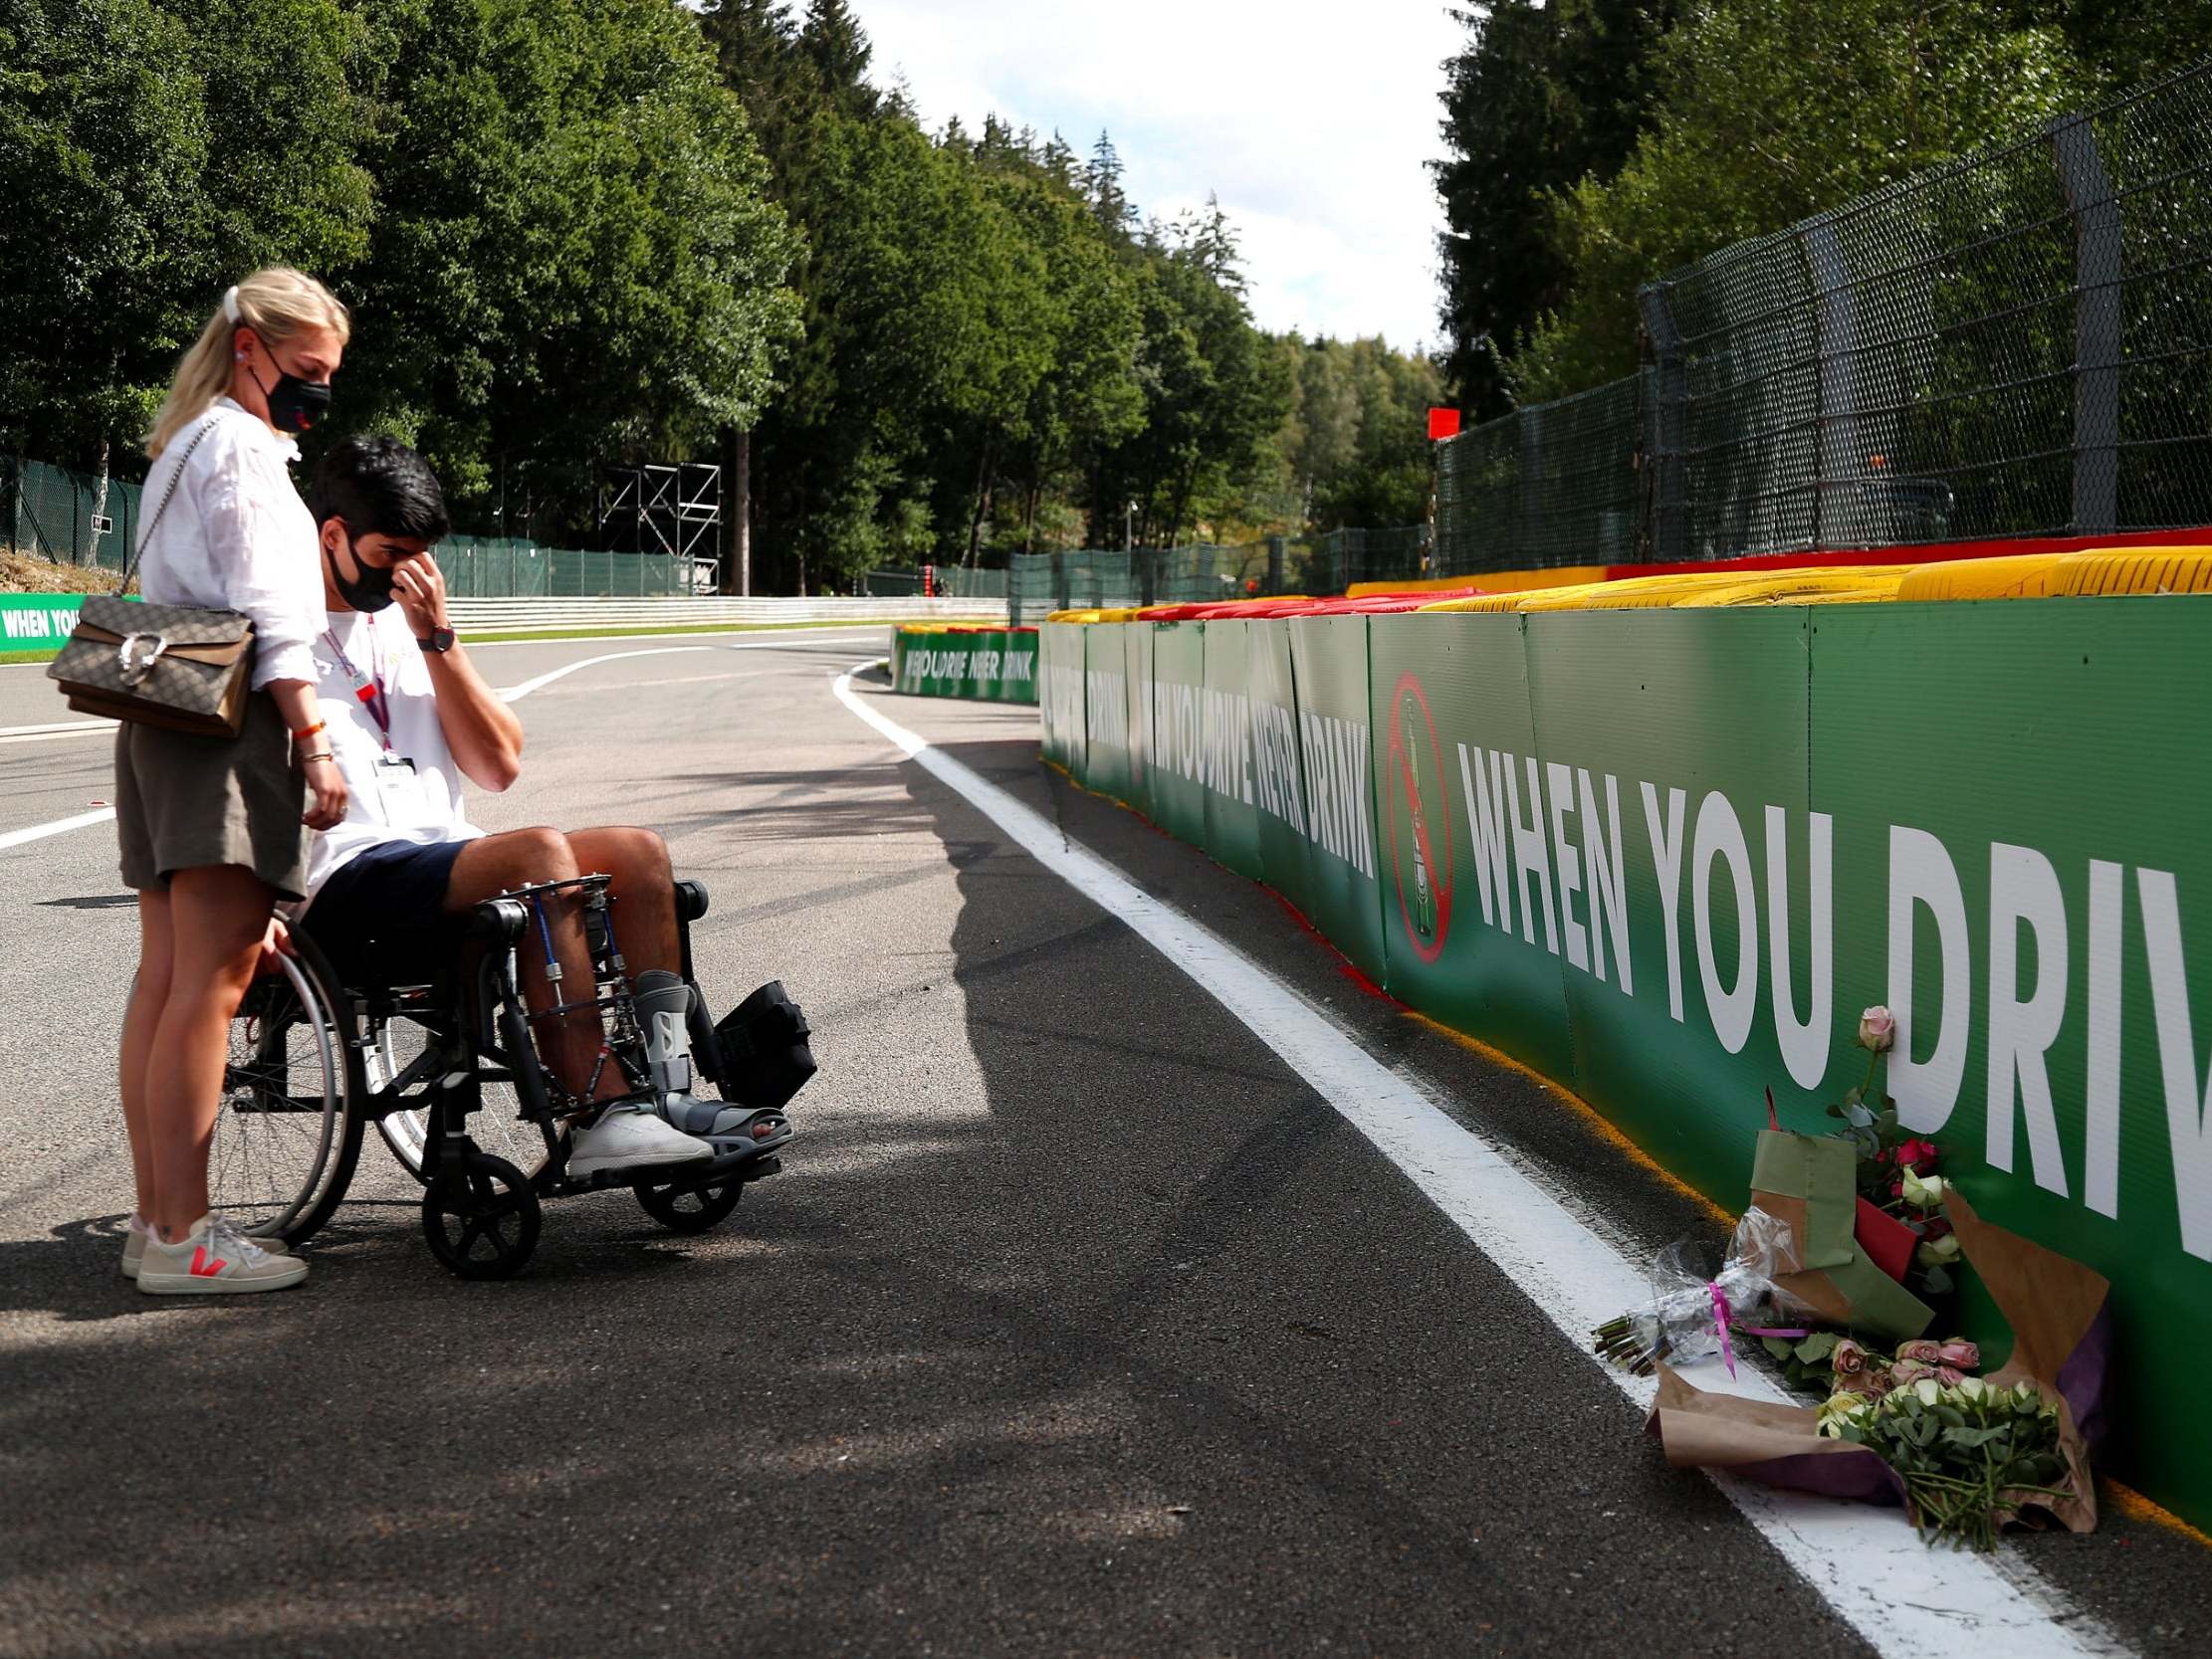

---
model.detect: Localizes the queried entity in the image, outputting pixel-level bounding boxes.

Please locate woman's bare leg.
[118,889,175,1220]
[144,865,276,1241]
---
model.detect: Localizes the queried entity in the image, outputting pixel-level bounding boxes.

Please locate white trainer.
[136,1214,310,1295]
[120,1213,291,1279]
[567,1106,714,1180]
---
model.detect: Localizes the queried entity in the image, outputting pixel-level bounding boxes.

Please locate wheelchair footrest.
[655,1147,781,1194]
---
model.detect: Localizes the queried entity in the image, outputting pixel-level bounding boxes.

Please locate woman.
[114,268,352,1295]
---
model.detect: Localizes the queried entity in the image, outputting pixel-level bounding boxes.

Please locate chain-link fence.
[3,457,145,572]
[1004,528,1432,625]
[1436,57,2212,574]
[1434,378,1641,572]
[857,565,1009,598]
[432,537,697,597]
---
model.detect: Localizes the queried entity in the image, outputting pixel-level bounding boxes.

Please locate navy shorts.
[302,838,473,987]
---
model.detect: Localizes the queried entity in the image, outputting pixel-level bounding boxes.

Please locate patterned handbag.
[47,418,258,737]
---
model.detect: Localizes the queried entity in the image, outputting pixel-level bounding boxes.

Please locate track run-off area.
[0,626,2206,1657]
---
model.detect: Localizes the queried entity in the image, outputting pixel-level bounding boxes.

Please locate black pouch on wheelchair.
[711,980,817,1111]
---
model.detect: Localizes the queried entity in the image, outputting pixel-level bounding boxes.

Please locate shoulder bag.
[46,416,259,736]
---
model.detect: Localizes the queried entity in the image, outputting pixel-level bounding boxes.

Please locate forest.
[0,0,1441,592]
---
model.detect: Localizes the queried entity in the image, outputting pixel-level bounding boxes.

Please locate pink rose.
[1936,1365,1966,1385]
[1896,1340,1942,1365]
[1938,1340,1979,1370]
[1889,1359,1934,1386]
[1832,1339,1870,1379]
[1860,1369,1893,1400]
[1858,1006,1896,1053]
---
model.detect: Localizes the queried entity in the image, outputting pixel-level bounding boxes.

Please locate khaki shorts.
[113,691,313,900]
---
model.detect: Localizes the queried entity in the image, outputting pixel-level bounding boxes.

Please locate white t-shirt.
[301,605,485,902]
[137,397,322,689]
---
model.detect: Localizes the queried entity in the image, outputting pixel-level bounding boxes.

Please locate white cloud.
[852,0,1465,352]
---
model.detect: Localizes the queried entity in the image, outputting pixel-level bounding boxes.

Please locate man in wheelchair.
[293,436,792,1181]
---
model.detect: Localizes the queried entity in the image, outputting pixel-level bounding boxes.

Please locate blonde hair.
[146,268,352,458]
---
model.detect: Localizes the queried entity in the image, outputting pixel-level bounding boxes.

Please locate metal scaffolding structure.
[597,462,723,571]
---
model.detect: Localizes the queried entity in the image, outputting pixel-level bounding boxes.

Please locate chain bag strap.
[46,412,262,736]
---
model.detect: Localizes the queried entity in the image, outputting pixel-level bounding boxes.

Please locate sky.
[852,1,1467,355]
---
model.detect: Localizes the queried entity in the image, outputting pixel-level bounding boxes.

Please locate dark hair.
[308,435,450,543]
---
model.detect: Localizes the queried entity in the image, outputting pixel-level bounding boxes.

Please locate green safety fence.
[860,566,1010,599]
[5,455,693,597]
[890,627,1037,704]
[1042,597,2212,1533]
[431,539,694,598]
[4,458,144,571]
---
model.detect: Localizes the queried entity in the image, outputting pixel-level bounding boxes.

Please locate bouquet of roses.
[1815,1375,2073,1552]
[1764,1332,1982,1396]
[1647,1190,2106,1545]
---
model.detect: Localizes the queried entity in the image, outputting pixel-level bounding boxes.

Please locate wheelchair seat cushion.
[299,837,473,988]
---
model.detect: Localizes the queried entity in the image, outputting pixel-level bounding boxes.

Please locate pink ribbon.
[1709,1280,1811,1377]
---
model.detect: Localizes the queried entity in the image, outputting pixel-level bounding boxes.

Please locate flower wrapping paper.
[1647,1190,2110,1533]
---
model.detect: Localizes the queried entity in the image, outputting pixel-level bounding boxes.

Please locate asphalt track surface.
[0,628,2206,1658]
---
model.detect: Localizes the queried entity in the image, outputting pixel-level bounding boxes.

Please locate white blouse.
[135,396,323,689]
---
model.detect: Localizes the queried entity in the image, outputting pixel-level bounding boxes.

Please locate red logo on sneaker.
[188,1246,225,1278]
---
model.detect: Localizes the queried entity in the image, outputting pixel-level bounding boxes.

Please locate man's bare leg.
[443,829,626,1107]
[566,827,679,977]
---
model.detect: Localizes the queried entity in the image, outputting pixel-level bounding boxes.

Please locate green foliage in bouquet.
[1816,1377,2072,1552]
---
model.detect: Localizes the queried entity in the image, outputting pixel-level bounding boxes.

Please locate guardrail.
[446,596,1008,635]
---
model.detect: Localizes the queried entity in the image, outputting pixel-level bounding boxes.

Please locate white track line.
[828,664,2122,1659]
[0,632,885,856]
[493,631,883,701]
[0,806,115,853]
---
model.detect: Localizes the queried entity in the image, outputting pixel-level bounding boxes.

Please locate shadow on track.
[0,717,1857,1659]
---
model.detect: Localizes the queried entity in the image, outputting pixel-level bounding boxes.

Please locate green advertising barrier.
[1038,622,1086,771]
[890,627,1038,704]
[1247,619,1322,942]
[1199,621,1265,881]
[0,592,100,662]
[1369,613,1575,1081]
[1081,621,1139,806]
[1287,616,1390,987]
[1049,598,2212,1530]
[1143,622,1211,847]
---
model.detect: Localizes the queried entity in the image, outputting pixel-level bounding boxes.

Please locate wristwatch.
[418,625,456,655]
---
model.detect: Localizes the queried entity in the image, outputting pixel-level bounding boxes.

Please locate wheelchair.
[209,874,812,1278]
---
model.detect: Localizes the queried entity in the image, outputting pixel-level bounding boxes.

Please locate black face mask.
[326,529,397,614]
[249,353,333,435]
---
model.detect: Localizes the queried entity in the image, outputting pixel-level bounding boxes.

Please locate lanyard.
[324,620,393,749]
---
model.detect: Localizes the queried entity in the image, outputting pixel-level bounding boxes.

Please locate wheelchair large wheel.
[370,1008,556,1186]
[213,938,363,1246]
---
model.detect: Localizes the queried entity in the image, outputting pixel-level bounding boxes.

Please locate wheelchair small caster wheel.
[423,1152,541,1279]
[635,1175,743,1234]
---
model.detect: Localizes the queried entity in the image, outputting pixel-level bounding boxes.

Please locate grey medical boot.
[634,970,790,1146]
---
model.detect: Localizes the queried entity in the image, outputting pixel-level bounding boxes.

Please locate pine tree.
[1085,131,1134,243]
[798,0,877,119]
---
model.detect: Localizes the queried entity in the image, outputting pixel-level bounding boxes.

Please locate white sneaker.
[136,1214,309,1295]
[120,1213,291,1279]
[567,1106,714,1180]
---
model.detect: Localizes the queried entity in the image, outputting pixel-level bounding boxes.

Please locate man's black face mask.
[326,527,397,614]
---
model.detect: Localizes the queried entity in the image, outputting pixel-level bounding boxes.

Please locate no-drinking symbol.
[1385,672,1451,962]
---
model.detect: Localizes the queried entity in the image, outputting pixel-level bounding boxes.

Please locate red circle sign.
[1384,672,1451,962]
